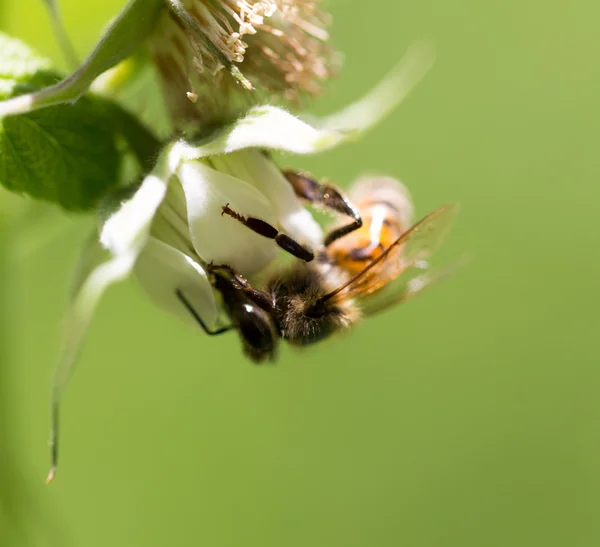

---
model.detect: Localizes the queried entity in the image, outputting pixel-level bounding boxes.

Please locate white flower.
[46,44,434,482]
[131,145,323,330]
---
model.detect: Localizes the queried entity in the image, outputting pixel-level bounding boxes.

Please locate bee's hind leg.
[282,170,363,247]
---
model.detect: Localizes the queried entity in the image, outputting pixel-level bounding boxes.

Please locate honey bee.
[176,171,457,362]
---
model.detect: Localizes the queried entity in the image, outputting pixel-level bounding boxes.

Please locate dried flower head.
[149,0,337,128]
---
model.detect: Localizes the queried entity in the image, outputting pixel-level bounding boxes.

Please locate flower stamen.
[150,0,337,127]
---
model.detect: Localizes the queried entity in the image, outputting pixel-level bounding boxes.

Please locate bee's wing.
[393,203,458,268]
[360,256,467,316]
[339,204,458,301]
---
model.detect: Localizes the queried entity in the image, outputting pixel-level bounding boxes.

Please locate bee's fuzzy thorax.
[267,262,361,345]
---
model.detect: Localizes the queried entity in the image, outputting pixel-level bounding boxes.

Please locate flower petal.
[134,236,221,329]
[147,175,196,257]
[317,42,435,136]
[47,236,137,482]
[176,106,343,156]
[208,150,323,248]
[176,159,279,276]
[47,158,172,482]
[99,157,170,256]
[173,43,434,158]
[60,154,171,390]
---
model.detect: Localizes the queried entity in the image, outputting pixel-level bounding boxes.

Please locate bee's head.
[267,263,360,346]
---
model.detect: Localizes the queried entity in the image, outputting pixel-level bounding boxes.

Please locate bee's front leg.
[220,204,314,262]
[282,170,363,246]
[208,263,275,314]
[175,289,231,335]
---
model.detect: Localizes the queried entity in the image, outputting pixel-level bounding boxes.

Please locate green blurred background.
[2,0,600,545]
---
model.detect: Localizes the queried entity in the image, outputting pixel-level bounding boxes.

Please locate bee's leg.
[282,170,363,247]
[208,264,275,314]
[220,204,314,262]
[176,289,231,335]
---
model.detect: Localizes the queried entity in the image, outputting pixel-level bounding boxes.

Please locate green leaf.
[0,33,126,211]
[0,97,120,210]
[0,32,56,95]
